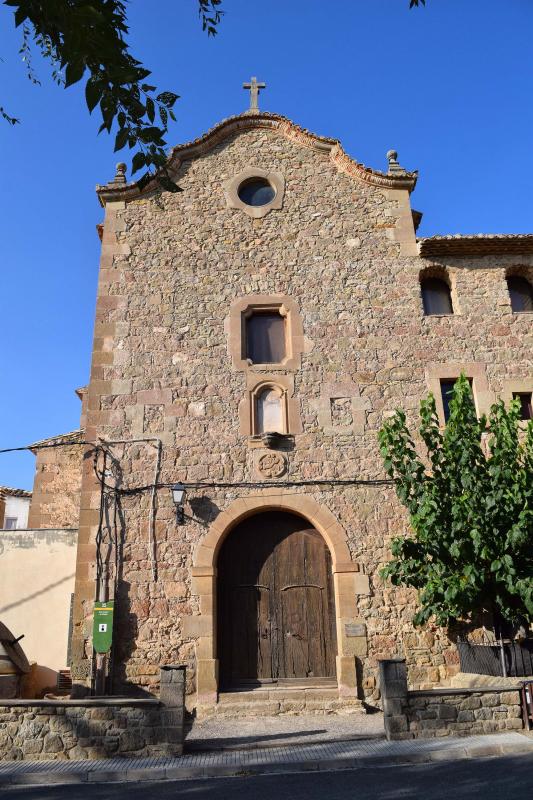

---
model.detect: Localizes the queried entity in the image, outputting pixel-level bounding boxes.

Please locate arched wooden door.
[217,511,337,687]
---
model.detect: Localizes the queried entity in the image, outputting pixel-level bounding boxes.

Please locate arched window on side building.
[420,276,453,316]
[507,275,533,312]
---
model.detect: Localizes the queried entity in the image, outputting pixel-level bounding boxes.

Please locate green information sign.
[93,601,114,654]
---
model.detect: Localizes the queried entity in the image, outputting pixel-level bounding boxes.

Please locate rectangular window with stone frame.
[513,391,533,421]
[440,378,473,423]
[246,311,286,364]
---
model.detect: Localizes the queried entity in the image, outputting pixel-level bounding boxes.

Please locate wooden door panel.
[281,585,329,678]
[218,512,338,686]
[227,586,271,681]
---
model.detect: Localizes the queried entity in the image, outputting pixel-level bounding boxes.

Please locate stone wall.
[380,658,523,740]
[0,666,185,761]
[406,689,523,738]
[28,432,85,530]
[70,113,533,704]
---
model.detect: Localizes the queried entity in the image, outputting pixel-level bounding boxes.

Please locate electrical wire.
[2,437,395,494]
[0,440,94,454]
[106,477,393,496]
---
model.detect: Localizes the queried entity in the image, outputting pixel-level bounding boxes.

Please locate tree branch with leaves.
[379,375,533,633]
[2,0,223,184]
[2,1,429,181]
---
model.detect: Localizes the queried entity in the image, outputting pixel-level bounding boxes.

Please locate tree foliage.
[1,1,427,179]
[2,0,223,183]
[379,375,533,630]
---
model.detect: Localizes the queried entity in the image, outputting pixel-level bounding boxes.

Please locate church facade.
[61,99,532,710]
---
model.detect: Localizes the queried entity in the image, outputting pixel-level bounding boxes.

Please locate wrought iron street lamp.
[172,483,186,525]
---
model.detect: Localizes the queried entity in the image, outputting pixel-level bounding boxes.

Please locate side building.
[0,422,85,697]
[0,487,31,530]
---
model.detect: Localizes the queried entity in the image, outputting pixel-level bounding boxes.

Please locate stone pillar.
[378,658,411,740]
[159,665,186,756]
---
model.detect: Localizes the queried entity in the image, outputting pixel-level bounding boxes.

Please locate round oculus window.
[237,177,276,207]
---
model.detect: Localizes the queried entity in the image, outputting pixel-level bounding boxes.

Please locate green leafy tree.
[2,1,223,183]
[378,375,533,633]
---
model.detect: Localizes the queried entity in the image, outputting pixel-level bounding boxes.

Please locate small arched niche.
[254,384,286,435]
[420,270,454,316]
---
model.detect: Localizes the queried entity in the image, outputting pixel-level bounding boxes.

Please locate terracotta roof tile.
[419,234,533,257]
[0,486,32,498]
[29,429,85,450]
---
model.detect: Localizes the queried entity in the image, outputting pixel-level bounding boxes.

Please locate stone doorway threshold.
[186,711,385,752]
[224,678,337,694]
[223,678,338,691]
[196,684,365,720]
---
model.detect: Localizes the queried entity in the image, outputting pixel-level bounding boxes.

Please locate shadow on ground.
[185,729,385,752]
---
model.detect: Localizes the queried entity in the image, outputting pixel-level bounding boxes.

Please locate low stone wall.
[379,658,523,741]
[0,665,185,761]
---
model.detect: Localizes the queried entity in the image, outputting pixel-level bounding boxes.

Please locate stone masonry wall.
[0,701,162,761]
[71,118,533,704]
[405,689,523,738]
[379,657,523,740]
[28,434,85,530]
[0,666,185,761]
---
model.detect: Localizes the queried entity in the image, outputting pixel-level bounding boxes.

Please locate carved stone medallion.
[257,451,287,479]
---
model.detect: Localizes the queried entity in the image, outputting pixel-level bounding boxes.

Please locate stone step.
[217,687,340,704]
[196,693,366,720]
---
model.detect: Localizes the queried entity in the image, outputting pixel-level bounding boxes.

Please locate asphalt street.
[2,756,533,800]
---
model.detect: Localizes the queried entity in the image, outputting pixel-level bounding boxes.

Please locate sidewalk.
[1,732,532,787]
[186,709,386,750]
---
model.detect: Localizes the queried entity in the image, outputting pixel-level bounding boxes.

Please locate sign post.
[93,601,114,654]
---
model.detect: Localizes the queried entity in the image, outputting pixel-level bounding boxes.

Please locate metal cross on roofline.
[243,76,266,114]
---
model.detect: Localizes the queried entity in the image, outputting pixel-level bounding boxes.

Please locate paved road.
[2,756,533,800]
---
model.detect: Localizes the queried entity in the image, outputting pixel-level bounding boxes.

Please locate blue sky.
[1,0,532,489]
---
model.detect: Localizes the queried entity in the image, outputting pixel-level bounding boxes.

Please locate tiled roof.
[0,486,32,498]
[419,234,533,257]
[29,429,85,450]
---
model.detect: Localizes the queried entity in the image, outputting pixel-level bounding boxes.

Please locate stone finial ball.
[116,162,127,172]
[387,150,398,162]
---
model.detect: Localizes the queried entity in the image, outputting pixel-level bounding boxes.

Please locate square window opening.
[513,392,533,421]
[246,311,286,364]
[440,378,473,423]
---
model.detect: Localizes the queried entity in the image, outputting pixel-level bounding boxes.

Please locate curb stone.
[1,734,533,787]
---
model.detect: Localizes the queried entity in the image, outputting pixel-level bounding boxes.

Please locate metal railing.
[457,639,533,678]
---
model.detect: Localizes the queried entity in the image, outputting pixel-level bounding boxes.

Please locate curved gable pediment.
[96,112,417,206]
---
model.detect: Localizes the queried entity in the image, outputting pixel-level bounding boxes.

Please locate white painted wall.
[2,496,31,529]
[0,529,78,694]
